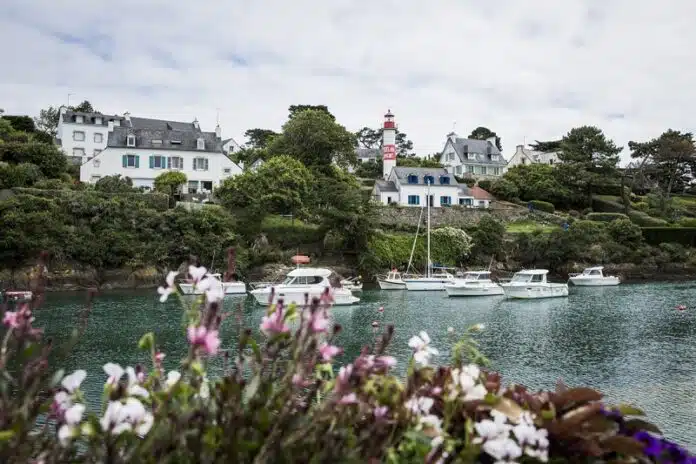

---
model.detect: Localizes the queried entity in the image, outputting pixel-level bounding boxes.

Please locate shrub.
[528,200,555,213]
[642,227,696,247]
[0,259,689,463]
[581,207,593,216]
[260,215,324,248]
[678,217,696,227]
[591,183,623,196]
[476,179,492,191]
[591,197,625,213]
[568,210,580,218]
[586,212,629,222]
[607,218,643,244]
[489,178,519,201]
[628,211,669,227]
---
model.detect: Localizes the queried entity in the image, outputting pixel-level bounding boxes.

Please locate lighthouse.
[382,109,397,179]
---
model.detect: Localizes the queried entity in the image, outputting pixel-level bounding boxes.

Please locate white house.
[505,144,560,170]
[57,109,125,165]
[438,133,507,179]
[222,137,242,156]
[78,113,242,193]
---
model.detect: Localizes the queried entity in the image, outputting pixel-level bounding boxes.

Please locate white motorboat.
[340,277,363,292]
[377,269,407,290]
[403,268,458,291]
[444,271,505,297]
[1,290,33,302]
[249,267,360,306]
[501,269,569,299]
[178,273,247,295]
[568,266,620,286]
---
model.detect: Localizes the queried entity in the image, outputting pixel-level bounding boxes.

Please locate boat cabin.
[461,271,493,281]
[280,268,341,287]
[510,270,549,284]
[580,266,604,277]
[386,270,402,280]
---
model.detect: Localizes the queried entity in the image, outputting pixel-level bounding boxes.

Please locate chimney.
[486,136,497,147]
[123,112,131,125]
[193,118,200,131]
[516,144,524,152]
[215,124,221,138]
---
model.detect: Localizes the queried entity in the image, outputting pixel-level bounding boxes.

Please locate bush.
[260,215,324,248]
[607,218,643,244]
[528,200,555,213]
[679,217,696,227]
[489,178,519,201]
[2,267,688,463]
[586,212,629,222]
[642,227,696,247]
[0,162,43,188]
[591,183,623,196]
[476,179,492,191]
[11,187,170,211]
[568,210,580,218]
[591,197,625,213]
[628,211,669,227]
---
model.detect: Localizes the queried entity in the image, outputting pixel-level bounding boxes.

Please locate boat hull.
[502,283,569,299]
[250,288,360,306]
[378,279,406,290]
[179,281,247,295]
[445,284,505,297]
[569,277,620,286]
[403,278,452,291]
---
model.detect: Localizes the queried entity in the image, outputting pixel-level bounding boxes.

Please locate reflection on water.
[35,282,696,449]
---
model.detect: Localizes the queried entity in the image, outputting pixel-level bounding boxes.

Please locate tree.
[269,110,357,169]
[529,140,562,152]
[354,127,415,156]
[288,105,335,121]
[470,215,505,261]
[71,100,95,113]
[557,126,622,205]
[468,126,502,152]
[34,100,98,138]
[154,171,187,200]
[94,175,136,193]
[243,129,279,149]
[0,141,67,179]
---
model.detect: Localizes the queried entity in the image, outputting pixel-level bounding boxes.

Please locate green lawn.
[505,220,559,234]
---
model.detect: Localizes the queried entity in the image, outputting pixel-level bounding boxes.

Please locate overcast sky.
[2,0,695,163]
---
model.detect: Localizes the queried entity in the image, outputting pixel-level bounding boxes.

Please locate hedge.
[586,212,629,222]
[641,227,696,247]
[9,187,170,211]
[678,217,696,227]
[628,210,668,227]
[260,215,325,249]
[528,200,555,213]
[591,197,625,213]
[591,184,623,196]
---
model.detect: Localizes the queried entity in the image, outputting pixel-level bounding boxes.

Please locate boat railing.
[249,281,276,290]
[567,273,581,278]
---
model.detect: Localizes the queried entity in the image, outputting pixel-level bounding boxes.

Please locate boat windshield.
[282,275,325,285]
[584,269,602,276]
[477,273,491,281]
[511,273,544,283]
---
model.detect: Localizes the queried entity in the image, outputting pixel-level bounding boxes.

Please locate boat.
[178,273,247,295]
[402,180,457,291]
[444,271,505,297]
[249,267,360,306]
[568,266,620,286]
[378,269,407,290]
[1,290,33,302]
[340,276,363,292]
[501,269,569,299]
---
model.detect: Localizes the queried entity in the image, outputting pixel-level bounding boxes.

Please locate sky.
[2,0,696,164]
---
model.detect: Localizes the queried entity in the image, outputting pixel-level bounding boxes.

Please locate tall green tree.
[528,140,562,152]
[243,129,278,149]
[557,126,622,205]
[354,127,415,156]
[468,126,502,152]
[288,105,335,121]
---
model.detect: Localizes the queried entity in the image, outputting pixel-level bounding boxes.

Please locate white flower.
[188,265,207,283]
[64,404,85,425]
[126,366,149,398]
[473,411,511,443]
[482,437,522,462]
[165,271,178,287]
[408,331,439,366]
[100,398,154,437]
[57,403,85,447]
[165,370,181,389]
[419,414,443,434]
[199,377,210,399]
[54,391,72,411]
[58,424,77,446]
[100,401,122,432]
[103,363,125,385]
[463,384,488,401]
[462,364,480,380]
[204,277,225,303]
[61,370,86,393]
[431,435,444,448]
[405,396,434,415]
[157,286,173,303]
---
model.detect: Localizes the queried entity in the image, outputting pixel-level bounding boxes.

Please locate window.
[169,156,183,170]
[68,156,82,165]
[170,140,182,145]
[127,135,136,147]
[193,157,209,171]
[228,146,235,154]
[387,196,392,204]
[94,117,102,125]
[72,148,85,157]
[440,196,451,206]
[188,181,199,193]
[478,200,486,206]
[408,195,420,205]
[407,174,418,184]
[439,176,450,185]
[549,159,554,165]
[521,158,526,165]
[94,133,103,143]
[197,138,205,150]
[122,154,139,168]
[467,153,474,160]
[149,155,166,169]
[493,167,500,175]
[456,166,462,174]
[223,168,231,174]
[75,116,84,124]
[152,139,163,147]
[201,181,213,192]
[90,175,101,182]
[467,166,474,173]
[73,131,85,141]
[93,159,101,168]
[424,175,434,185]
[481,166,487,175]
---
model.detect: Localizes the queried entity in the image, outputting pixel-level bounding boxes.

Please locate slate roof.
[392,167,459,186]
[374,179,398,193]
[442,136,507,166]
[513,146,559,163]
[355,148,381,160]
[62,110,124,126]
[107,126,222,153]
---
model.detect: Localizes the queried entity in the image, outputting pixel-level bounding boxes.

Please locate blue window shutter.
[135,155,140,168]
[122,155,127,168]
[149,156,154,169]
[167,157,171,168]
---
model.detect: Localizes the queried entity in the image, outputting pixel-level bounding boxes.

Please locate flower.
[338,393,358,405]
[482,436,522,462]
[156,271,178,303]
[373,406,389,418]
[419,415,443,435]
[103,363,125,385]
[187,326,221,355]
[61,369,86,393]
[2,310,20,328]
[58,403,85,446]
[319,343,342,362]
[473,411,511,442]
[334,364,353,393]
[375,356,397,369]
[126,366,149,398]
[100,398,154,437]
[165,370,181,389]
[309,309,330,333]
[451,364,488,401]
[408,331,439,366]
[188,265,207,283]
[52,391,72,415]
[405,396,434,415]
[260,307,290,336]
[292,374,311,387]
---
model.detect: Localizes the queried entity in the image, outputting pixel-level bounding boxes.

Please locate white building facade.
[438,133,507,179]
[76,113,242,193]
[505,144,560,171]
[57,109,125,165]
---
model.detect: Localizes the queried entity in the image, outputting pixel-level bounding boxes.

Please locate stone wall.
[375,202,532,228]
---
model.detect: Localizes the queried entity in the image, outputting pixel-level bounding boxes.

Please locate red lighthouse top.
[383,109,395,129]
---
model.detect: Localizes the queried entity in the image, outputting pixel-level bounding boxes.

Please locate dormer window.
[170,140,182,145]
[439,176,450,185]
[407,174,418,184]
[75,115,84,124]
[491,155,499,161]
[424,175,435,185]
[197,138,205,150]
[467,153,475,160]
[126,135,136,147]
[94,117,102,125]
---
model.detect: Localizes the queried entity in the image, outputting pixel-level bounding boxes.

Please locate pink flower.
[155,352,165,363]
[260,307,290,336]
[309,309,329,333]
[375,356,397,369]
[373,406,389,418]
[2,311,20,328]
[338,393,358,405]
[319,288,334,304]
[378,306,384,313]
[292,374,311,387]
[187,326,221,355]
[319,343,342,362]
[335,364,353,393]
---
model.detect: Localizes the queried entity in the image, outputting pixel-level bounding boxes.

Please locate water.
[35,283,696,450]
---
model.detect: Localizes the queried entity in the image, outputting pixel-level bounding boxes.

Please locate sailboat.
[403,181,456,291]
[377,206,424,290]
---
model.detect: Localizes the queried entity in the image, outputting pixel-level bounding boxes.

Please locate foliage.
[354,159,382,179]
[0,162,43,188]
[606,219,643,244]
[586,212,629,222]
[641,227,696,247]
[628,211,669,227]
[489,178,520,201]
[260,215,324,249]
[154,171,187,196]
[470,215,505,261]
[288,104,335,120]
[94,175,137,193]
[467,126,502,151]
[499,165,572,206]
[0,264,689,463]
[395,156,442,168]
[34,100,97,137]
[528,200,555,213]
[528,139,562,152]
[591,197,625,213]
[476,179,492,192]
[243,128,278,149]
[0,141,67,179]
[355,126,415,157]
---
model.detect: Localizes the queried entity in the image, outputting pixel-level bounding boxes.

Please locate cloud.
[2,0,696,163]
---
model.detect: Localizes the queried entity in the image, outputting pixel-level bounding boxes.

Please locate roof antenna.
[216,108,220,125]
[452,121,457,132]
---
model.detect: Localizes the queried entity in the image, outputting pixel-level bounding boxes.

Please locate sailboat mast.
[406,205,424,275]
[427,180,431,278]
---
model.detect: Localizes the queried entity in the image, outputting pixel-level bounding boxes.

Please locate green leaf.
[138,332,155,351]
[623,418,662,435]
[49,369,65,388]
[616,404,645,417]
[0,430,15,441]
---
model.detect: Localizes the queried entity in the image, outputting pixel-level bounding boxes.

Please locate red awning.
[291,255,311,265]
